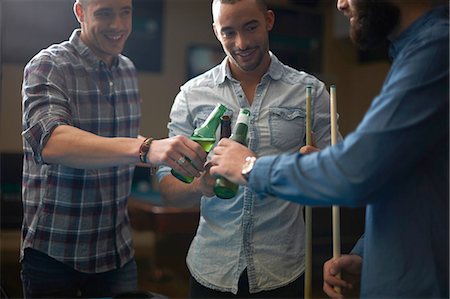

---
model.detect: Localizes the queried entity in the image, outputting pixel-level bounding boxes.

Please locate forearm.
[42,125,141,168]
[159,175,203,208]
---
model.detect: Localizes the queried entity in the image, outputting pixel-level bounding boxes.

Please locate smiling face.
[212,0,274,78]
[337,0,400,49]
[74,0,132,65]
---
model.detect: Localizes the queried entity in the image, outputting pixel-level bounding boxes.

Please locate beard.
[351,0,400,49]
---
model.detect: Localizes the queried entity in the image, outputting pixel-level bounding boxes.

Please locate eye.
[120,9,132,17]
[95,10,113,18]
[222,30,236,38]
[246,24,258,32]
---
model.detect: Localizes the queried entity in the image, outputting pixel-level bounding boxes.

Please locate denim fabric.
[189,269,304,298]
[249,7,449,298]
[157,53,334,294]
[21,248,137,298]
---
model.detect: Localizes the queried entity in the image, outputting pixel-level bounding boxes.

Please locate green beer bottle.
[171,103,227,183]
[213,108,251,199]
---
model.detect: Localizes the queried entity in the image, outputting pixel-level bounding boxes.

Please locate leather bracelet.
[139,138,153,164]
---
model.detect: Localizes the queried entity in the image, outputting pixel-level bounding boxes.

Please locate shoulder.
[180,64,223,91]
[399,7,449,58]
[25,41,79,72]
[278,62,325,90]
[118,54,137,71]
[269,53,325,89]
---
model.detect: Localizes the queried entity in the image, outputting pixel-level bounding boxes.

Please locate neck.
[229,53,271,84]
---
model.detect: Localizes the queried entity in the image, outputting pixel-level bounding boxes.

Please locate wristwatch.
[241,156,257,182]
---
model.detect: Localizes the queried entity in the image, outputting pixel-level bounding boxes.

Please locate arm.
[211,35,448,206]
[159,166,215,208]
[42,125,206,175]
[22,54,206,174]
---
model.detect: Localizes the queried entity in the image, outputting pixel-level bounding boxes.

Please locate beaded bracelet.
[139,137,154,164]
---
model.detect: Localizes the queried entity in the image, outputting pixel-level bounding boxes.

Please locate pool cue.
[304,86,313,299]
[330,85,342,294]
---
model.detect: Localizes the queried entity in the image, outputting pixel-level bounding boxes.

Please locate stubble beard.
[350,0,400,50]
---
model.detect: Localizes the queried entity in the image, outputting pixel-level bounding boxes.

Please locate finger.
[204,161,213,172]
[324,262,350,289]
[323,282,344,299]
[181,141,208,171]
[168,157,200,178]
[209,164,219,177]
[299,145,319,154]
[325,274,349,289]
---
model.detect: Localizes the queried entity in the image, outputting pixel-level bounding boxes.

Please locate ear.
[266,10,275,31]
[73,2,84,23]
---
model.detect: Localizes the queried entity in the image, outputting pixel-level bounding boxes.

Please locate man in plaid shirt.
[20,0,206,297]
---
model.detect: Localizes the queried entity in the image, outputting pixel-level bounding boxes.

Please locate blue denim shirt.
[157,53,334,293]
[248,7,449,298]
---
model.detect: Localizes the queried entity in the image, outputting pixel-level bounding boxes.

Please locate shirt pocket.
[269,107,306,150]
[192,106,234,134]
[193,107,214,129]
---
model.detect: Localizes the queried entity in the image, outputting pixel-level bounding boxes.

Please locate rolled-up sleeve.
[22,55,72,164]
[156,87,195,181]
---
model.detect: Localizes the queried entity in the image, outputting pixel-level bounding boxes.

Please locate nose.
[109,14,122,29]
[337,0,348,12]
[235,32,249,50]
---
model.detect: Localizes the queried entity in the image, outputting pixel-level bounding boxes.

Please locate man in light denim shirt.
[157,0,337,297]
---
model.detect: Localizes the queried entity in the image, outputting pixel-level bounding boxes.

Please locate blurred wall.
[0,0,390,153]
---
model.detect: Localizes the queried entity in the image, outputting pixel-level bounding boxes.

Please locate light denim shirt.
[248,7,449,298]
[158,53,334,293]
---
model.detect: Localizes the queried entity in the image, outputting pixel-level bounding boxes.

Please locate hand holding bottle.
[213,108,251,199]
[149,135,207,178]
[210,139,255,186]
[171,103,228,183]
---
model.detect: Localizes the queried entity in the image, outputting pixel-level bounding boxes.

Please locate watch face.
[242,156,256,180]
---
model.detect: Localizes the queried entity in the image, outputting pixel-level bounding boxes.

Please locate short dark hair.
[212,0,268,15]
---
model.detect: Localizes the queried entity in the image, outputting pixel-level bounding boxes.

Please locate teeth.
[239,51,253,57]
[107,35,122,40]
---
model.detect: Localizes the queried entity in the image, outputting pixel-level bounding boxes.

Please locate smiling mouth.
[235,48,256,58]
[105,33,124,41]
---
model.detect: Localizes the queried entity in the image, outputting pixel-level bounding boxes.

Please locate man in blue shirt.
[210,1,449,298]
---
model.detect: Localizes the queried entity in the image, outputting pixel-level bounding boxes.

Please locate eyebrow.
[220,19,259,33]
[121,5,132,11]
[94,5,132,13]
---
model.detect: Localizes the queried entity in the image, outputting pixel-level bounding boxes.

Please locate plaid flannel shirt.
[21,29,141,273]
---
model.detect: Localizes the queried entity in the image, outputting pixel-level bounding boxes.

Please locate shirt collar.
[216,51,284,85]
[389,6,449,60]
[69,29,120,69]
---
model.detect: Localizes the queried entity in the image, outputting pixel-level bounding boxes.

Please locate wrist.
[138,137,159,175]
[139,137,154,164]
[241,156,257,183]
